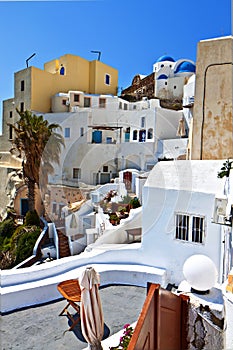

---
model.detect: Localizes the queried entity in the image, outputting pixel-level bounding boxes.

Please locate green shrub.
[109,213,120,225]
[25,210,40,226]
[0,216,41,269]
[13,225,41,265]
[120,195,132,204]
[0,218,16,251]
[129,197,141,209]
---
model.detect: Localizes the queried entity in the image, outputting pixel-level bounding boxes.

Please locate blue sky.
[0,0,232,133]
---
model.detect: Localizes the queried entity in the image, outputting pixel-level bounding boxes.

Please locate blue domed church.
[121,55,195,110]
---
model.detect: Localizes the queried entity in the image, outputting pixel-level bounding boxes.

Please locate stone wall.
[191,36,233,160]
[187,290,225,349]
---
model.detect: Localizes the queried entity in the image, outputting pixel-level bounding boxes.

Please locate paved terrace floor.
[1,285,147,350]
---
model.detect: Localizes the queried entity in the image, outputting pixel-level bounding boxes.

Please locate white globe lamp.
[183,255,218,293]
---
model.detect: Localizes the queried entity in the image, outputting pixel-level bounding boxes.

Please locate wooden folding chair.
[57,279,81,331]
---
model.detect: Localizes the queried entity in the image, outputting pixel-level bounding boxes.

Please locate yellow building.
[0,54,118,219]
[1,54,118,152]
[190,36,233,160]
[24,53,118,113]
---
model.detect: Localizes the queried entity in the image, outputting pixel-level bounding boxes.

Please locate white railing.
[48,222,59,259]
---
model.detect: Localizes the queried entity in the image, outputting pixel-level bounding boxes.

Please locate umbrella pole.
[88,340,103,350]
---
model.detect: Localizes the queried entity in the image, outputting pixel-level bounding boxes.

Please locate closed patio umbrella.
[79,267,104,350]
[70,213,77,228]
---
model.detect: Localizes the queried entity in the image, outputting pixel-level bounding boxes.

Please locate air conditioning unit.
[212,197,228,224]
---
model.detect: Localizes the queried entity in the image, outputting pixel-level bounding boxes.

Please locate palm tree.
[8,109,64,213]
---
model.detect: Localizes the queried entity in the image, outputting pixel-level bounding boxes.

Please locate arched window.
[133,130,138,140]
[147,128,153,139]
[139,129,146,142]
[60,65,65,75]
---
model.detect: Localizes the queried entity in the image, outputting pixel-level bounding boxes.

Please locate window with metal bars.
[192,216,204,243]
[176,214,189,241]
[175,213,205,244]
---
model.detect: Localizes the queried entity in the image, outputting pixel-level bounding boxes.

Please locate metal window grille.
[176,214,189,241]
[192,216,204,243]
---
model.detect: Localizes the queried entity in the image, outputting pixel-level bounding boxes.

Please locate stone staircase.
[57,228,71,258]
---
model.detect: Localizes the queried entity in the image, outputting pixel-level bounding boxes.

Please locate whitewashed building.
[142,159,232,285]
[153,55,195,101]
[43,93,185,189]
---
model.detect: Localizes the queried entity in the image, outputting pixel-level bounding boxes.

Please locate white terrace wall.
[142,160,226,284]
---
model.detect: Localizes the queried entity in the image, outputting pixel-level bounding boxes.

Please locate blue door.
[92,130,102,143]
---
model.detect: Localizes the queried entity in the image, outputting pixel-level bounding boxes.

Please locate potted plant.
[119,207,129,219]
[109,213,120,226]
[129,197,141,209]
[109,324,134,349]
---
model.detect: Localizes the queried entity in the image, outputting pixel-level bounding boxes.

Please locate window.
[74,94,80,102]
[60,65,65,75]
[105,74,110,85]
[9,125,13,140]
[64,127,70,138]
[80,127,84,137]
[99,98,106,108]
[174,85,177,89]
[124,103,128,110]
[165,82,168,86]
[141,117,145,128]
[106,137,112,144]
[62,99,67,106]
[133,130,138,140]
[147,128,153,139]
[119,102,122,109]
[176,214,189,241]
[175,213,205,243]
[192,216,204,243]
[20,102,24,112]
[73,168,81,179]
[125,127,130,142]
[139,129,146,142]
[84,97,91,107]
[9,111,13,118]
[52,203,57,214]
[103,166,108,172]
[21,80,25,91]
